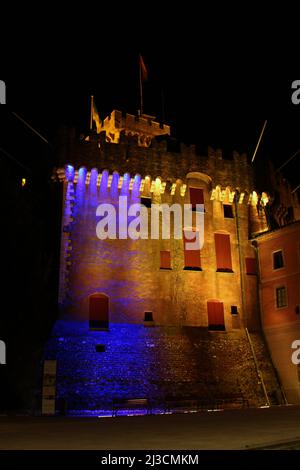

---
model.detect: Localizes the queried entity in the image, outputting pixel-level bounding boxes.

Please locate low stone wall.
[44,321,281,411]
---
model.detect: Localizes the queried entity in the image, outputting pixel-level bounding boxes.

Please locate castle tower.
[44,111,282,413]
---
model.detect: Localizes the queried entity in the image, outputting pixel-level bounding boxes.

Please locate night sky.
[1,21,299,189]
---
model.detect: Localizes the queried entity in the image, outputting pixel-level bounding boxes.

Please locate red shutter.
[183,230,201,269]
[184,249,201,268]
[89,293,109,330]
[214,233,232,272]
[207,300,225,329]
[160,251,171,269]
[245,257,257,275]
[189,188,204,210]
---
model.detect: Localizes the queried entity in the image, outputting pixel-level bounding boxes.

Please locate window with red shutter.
[189,187,204,211]
[183,229,202,270]
[160,251,171,269]
[245,257,257,275]
[89,293,109,330]
[207,300,225,330]
[214,233,233,272]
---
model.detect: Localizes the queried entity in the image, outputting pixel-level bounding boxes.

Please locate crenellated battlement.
[58,129,255,192]
[101,109,170,146]
[56,165,269,208]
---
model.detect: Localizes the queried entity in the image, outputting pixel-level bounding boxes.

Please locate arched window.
[89,293,109,330]
[186,172,212,212]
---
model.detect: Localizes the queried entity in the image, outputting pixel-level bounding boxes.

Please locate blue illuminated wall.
[44,320,280,412]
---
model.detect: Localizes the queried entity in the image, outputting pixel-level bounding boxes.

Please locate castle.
[44,110,300,413]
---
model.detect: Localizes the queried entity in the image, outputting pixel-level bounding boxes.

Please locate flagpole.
[139,57,143,116]
[90,95,94,130]
[161,88,166,123]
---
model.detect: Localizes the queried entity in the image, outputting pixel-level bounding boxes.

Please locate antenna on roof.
[12,112,49,145]
[251,120,267,163]
[276,148,300,172]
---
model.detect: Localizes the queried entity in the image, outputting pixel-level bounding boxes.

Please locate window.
[141,196,152,208]
[276,286,287,308]
[189,187,204,211]
[273,250,284,270]
[231,306,238,315]
[160,251,171,269]
[214,233,233,272]
[183,229,201,270]
[245,257,257,275]
[184,250,201,270]
[223,204,234,218]
[144,311,154,322]
[207,300,225,330]
[89,293,109,330]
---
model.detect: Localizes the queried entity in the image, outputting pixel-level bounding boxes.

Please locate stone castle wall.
[44,127,282,413]
[57,168,261,331]
[45,321,281,411]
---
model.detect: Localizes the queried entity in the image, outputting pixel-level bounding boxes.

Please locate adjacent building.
[254,221,300,403]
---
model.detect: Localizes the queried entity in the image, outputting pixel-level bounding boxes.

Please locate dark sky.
[1,18,300,189]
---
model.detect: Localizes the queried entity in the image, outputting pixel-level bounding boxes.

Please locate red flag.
[139,54,148,81]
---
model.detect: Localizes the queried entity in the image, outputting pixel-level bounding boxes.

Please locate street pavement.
[0,405,300,450]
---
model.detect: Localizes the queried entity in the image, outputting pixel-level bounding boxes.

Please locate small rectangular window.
[273,250,284,270]
[223,204,234,218]
[160,251,171,269]
[144,311,154,322]
[245,257,257,275]
[189,188,204,211]
[231,306,238,315]
[141,197,152,208]
[184,250,201,270]
[276,286,287,308]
